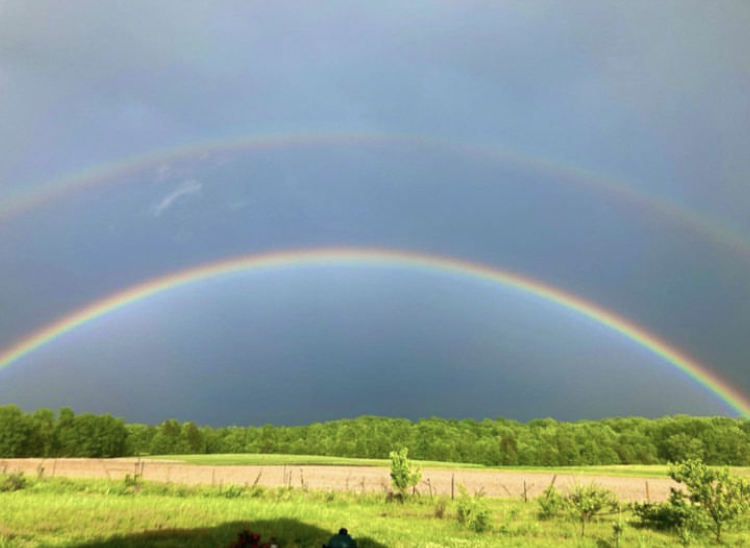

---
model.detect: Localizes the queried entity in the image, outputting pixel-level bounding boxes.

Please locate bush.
[434,499,447,519]
[223,484,245,498]
[122,473,142,494]
[631,458,750,544]
[612,512,627,548]
[632,490,697,532]
[248,485,266,498]
[565,482,619,537]
[456,485,493,533]
[0,471,27,492]
[537,484,564,519]
[668,458,749,543]
[389,447,421,500]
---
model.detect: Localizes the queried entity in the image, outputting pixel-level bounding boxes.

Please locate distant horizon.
[4,403,743,430]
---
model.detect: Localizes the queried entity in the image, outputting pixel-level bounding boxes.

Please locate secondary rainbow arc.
[0,246,748,417]
[3,131,750,266]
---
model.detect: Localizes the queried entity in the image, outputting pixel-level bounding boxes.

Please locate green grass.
[150,454,750,479]
[3,473,749,548]
[500,464,672,478]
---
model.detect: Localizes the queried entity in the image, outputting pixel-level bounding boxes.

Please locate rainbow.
[1,246,748,417]
[3,131,750,265]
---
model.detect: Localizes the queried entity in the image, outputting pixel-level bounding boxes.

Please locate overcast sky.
[1,1,749,426]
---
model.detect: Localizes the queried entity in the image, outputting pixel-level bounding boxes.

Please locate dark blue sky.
[1,1,749,425]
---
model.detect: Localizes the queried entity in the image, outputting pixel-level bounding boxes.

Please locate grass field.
[3,470,750,548]
[153,454,750,480]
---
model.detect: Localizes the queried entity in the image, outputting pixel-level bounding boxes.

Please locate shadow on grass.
[63,519,390,548]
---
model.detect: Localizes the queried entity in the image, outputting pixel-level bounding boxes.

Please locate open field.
[3,473,749,548]
[4,458,750,547]
[1,457,682,502]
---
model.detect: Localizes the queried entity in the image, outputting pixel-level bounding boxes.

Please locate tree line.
[2,404,749,466]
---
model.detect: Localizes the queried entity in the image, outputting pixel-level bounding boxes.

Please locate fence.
[1,458,676,502]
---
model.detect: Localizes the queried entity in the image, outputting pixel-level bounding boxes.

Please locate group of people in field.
[226,527,356,548]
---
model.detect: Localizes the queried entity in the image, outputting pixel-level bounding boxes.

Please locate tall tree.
[0,405,33,457]
[30,408,56,457]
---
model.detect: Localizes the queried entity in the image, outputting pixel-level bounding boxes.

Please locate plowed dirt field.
[1,458,678,502]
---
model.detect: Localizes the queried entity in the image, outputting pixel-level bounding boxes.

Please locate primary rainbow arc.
[0,246,748,417]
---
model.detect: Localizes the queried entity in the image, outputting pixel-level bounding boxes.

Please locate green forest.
[2,404,749,466]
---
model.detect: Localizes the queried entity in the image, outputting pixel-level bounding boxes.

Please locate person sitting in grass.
[231,530,261,547]
[324,527,357,548]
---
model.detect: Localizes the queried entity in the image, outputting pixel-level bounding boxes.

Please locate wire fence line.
[1,458,677,502]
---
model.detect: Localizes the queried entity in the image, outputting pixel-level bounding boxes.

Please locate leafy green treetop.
[389,447,421,499]
[668,458,750,543]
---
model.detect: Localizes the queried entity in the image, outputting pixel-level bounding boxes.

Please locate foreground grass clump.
[0,471,27,492]
[455,485,492,533]
[0,472,746,548]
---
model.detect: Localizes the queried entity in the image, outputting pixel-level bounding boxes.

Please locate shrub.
[668,458,749,543]
[248,485,266,498]
[389,447,421,500]
[632,490,697,532]
[565,482,619,537]
[223,484,244,498]
[434,499,447,519]
[122,473,143,494]
[456,485,493,533]
[612,511,626,548]
[0,471,27,492]
[537,484,564,519]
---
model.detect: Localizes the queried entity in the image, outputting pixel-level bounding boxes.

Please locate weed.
[537,484,564,519]
[456,485,493,533]
[434,499,447,519]
[612,513,626,548]
[223,485,244,499]
[0,472,27,492]
[248,485,266,498]
[122,473,143,494]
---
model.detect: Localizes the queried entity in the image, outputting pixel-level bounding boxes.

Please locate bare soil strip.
[1,458,678,502]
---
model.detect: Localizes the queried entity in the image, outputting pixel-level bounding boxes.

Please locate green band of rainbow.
[1,247,748,416]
